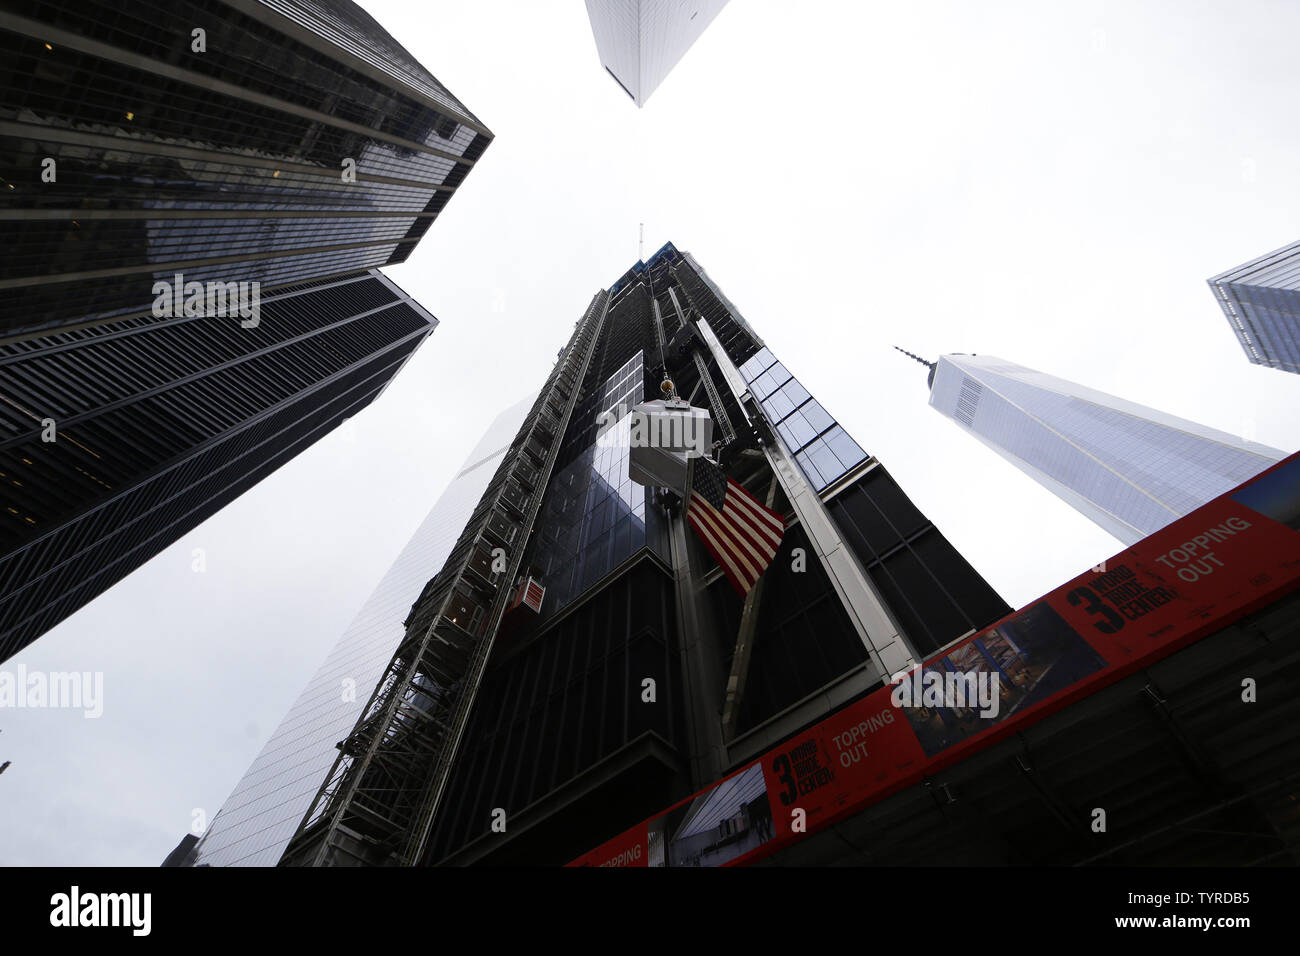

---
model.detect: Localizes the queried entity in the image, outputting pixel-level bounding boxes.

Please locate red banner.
[570,452,1300,867]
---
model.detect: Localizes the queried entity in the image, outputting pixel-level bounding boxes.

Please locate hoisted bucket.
[626,397,713,496]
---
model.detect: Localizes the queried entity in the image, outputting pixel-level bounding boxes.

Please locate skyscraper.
[0,0,492,656]
[918,351,1286,545]
[188,397,532,867]
[584,0,730,106]
[1209,239,1300,375]
[0,0,491,342]
[0,271,437,662]
[280,242,1010,867]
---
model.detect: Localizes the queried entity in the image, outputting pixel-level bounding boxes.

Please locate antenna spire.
[893,346,935,370]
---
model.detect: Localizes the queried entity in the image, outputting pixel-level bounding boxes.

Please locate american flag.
[685,458,785,596]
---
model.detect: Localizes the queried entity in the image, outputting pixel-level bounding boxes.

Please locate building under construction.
[573,450,1300,867]
[278,241,1012,866]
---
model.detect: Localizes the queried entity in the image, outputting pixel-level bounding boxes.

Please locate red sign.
[522,579,544,613]
[508,577,545,614]
[570,452,1300,867]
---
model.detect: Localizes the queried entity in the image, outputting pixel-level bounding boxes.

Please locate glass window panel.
[764,388,796,420]
[741,348,775,379]
[780,378,811,408]
[824,425,867,472]
[750,370,778,399]
[801,400,834,435]
[803,438,847,488]
[795,448,827,487]
[779,412,818,448]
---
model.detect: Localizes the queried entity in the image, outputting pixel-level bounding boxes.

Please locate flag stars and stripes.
[685,458,785,595]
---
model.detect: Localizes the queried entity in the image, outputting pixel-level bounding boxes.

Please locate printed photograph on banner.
[651,763,774,867]
[1230,456,1300,531]
[646,818,666,867]
[897,601,1107,757]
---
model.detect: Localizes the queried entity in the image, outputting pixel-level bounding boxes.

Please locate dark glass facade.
[0,0,491,340]
[525,350,672,621]
[280,243,1011,867]
[0,270,436,661]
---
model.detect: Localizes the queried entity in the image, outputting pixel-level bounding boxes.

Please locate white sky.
[3,0,1300,865]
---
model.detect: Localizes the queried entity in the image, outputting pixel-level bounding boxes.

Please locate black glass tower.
[0,0,491,342]
[281,243,1010,867]
[0,0,490,657]
[0,270,435,662]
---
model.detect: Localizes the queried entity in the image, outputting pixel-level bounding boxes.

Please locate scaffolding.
[279,290,610,866]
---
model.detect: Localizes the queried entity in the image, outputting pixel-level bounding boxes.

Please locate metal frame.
[695,316,917,681]
[280,291,610,866]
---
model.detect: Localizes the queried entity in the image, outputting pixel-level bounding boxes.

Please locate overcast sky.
[3,0,1300,866]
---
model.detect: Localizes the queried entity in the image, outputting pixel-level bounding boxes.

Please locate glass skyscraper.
[189,398,532,866]
[0,0,491,658]
[0,271,439,662]
[0,0,491,342]
[1209,239,1300,375]
[280,243,1010,867]
[584,0,730,106]
[924,353,1287,545]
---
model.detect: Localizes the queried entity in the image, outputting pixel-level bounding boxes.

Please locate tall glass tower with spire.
[907,350,1287,545]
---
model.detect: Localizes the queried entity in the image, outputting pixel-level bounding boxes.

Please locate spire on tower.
[893,346,935,370]
[894,347,938,390]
